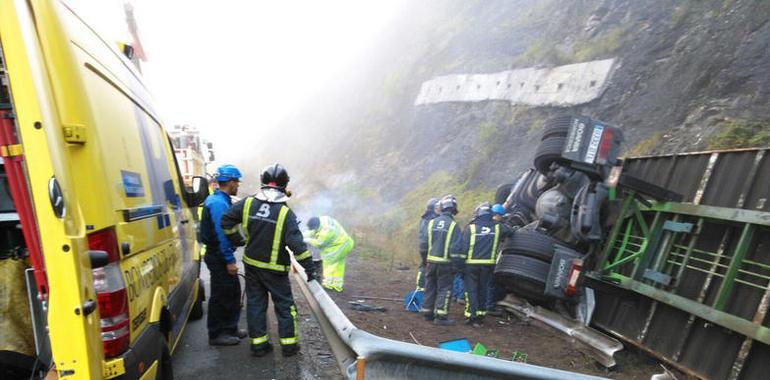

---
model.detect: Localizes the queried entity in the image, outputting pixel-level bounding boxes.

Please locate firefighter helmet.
[261,163,290,189]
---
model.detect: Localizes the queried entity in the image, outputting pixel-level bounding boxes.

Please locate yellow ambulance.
[0,0,207,378]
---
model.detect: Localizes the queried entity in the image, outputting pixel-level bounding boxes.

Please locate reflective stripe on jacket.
[221,196,312,272]
[464,215,514,264]
[427,212,463,263]
[305,216,352,250]
[464,220,500,265]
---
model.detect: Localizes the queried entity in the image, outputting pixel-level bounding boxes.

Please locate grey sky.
[86,0,407,168]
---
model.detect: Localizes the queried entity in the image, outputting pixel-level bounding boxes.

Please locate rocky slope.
[240,0,770,263]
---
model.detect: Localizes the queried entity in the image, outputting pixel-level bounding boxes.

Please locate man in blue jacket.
[200,164,246,346]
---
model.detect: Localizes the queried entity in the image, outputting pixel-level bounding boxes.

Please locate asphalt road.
[172,250,340,379]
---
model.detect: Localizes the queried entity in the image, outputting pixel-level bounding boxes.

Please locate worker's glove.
[306,270,319,283]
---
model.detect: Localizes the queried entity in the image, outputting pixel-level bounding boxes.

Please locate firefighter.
[200,164,246,346]
[305,215,354,292]
[421,195,464,325]
[415,197,439,291]
[221,163,317,357]
[462,202,513,326]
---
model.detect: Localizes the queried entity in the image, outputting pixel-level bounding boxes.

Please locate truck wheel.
[495,254,550,303]
[534,136,567,174]
[541,115,573,141]
[189,282,204,320]
[500,229,557,262]
[495,183,513,205]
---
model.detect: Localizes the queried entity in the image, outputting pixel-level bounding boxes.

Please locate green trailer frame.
[587,148,770,379]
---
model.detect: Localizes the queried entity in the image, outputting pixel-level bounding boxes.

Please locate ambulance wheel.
[499,229,557,263]
[190,282,204,320]
[541,115,573,141]
[156,345,173,380]
[534,136,568,174]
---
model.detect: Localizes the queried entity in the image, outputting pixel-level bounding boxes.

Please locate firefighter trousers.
[204,251,241,339]
[414,264,426,291]
[244,266,299,349]
[421,262,454,317]
[464,265,494,319]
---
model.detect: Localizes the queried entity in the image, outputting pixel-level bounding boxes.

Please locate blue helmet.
[492,203,505,215]
[215,164,242,182]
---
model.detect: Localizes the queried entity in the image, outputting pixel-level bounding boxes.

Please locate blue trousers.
[204,251,241,339]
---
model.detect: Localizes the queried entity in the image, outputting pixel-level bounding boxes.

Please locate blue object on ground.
[404,290,423,312]
[438,338,472,353]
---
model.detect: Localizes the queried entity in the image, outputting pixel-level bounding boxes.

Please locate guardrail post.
[356,356,366,380]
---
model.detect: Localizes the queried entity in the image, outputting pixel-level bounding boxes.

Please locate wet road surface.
[172,250,340,379]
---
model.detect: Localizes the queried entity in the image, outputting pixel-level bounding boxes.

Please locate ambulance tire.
[189,282,204,320]
[157,345,173,380]
[500,229,557,262]
[495,183,513,205]
[495,254,550,303]
[534,136,568,174]
[541,115,573,140]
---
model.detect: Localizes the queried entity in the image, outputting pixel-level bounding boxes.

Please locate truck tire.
[189,281,204,320]
[495,183,513,205]
[495,254,550,303]
[541,115,573,141]
[499,228,558,262]
[534,136,567,174]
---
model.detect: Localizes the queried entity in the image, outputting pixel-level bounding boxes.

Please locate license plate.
[584,125,604,163]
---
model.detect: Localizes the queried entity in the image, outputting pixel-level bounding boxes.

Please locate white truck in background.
[169,125,215,187]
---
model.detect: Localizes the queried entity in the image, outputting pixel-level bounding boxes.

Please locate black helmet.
[474,202,491,218]
[426,198,439,212]
[439,195,458,214]
[261,163,290,189]
[307,216,320,230]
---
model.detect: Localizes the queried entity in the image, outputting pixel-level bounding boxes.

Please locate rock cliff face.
[245,0,770,261]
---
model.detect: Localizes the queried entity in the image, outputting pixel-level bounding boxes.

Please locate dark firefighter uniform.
[416,198,438,291]
[200,189,240,341]
[462,211,513,323]
[421,208,464,322]
[221,186,315,356]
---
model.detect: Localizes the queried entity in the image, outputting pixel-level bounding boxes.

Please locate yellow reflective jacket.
[306,216,352,249]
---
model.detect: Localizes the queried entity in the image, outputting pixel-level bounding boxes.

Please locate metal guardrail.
[290,260,607,379]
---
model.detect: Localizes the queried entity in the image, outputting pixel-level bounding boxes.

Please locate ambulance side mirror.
[186,176,209,206]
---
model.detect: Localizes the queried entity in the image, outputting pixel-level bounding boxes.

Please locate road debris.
[409,331,422,345]
[351,295,403,302]
[438,338,471,353]
[512,351,528,363]
[348,301,387,312]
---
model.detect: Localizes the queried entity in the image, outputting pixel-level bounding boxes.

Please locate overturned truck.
[495,115,770,379]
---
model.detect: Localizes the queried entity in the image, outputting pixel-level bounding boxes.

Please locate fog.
[132,1,409,176]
